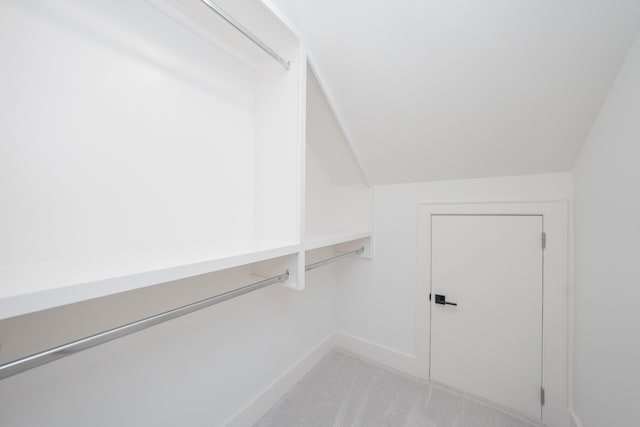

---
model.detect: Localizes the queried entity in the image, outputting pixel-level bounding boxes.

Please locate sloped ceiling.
[269,0,640,185]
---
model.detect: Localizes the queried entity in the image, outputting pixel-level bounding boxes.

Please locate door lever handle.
[434,294,457,306]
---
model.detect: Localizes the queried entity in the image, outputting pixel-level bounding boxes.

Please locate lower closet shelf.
[0,239,299,320]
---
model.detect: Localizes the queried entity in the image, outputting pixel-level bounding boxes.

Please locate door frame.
[416,201,568,427]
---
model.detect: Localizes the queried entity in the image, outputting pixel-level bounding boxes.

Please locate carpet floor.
[255,350,543,427]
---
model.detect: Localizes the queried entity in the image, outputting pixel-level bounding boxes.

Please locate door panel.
[430,215,543,419]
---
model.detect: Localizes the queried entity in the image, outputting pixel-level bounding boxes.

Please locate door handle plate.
[434,294,457,306]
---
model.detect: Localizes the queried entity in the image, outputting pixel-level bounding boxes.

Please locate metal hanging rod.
[305,247,365,272]
[199,0,291,70]
[0,271,289,381]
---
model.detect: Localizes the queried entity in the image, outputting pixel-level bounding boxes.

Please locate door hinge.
[429,293,432,301]
[541,232,546,250]
[540,387,545,405]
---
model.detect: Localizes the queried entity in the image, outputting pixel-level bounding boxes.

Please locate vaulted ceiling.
[270,0,640,185]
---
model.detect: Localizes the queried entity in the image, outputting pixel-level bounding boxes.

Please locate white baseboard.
[225,332,336,427]
[333,331,418,377]
[569,408,584,427]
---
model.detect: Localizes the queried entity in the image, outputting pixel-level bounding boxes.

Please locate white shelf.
[304,231,371,251]
[0,240,299,320]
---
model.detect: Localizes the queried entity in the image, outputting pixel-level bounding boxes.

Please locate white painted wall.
[336,173,572,373]
[0,0,256,267]
[0,260,339,426]
[572,34,640,427]
[305,67,371,238]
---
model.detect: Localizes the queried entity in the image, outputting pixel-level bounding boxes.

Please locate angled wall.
[572,34,640,427]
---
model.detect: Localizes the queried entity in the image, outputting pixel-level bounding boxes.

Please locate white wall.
[572,34,640,427]
[0,260,339,426]
[0,0,257,267]
[305,67,371,237]
[337,173,572,373]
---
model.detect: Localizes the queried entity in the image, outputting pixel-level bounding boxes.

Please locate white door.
[430,215,543,419]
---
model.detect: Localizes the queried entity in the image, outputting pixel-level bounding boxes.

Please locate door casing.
[416,201,568,427]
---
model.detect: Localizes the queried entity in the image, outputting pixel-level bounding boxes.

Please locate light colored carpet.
[255,350,543,427]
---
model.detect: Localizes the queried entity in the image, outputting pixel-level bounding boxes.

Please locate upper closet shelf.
[304,231,371,251]
[0,240,299,321]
